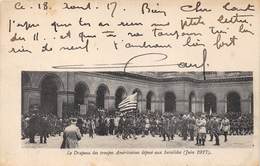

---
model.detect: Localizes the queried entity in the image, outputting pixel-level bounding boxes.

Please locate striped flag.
[118,93,138,112]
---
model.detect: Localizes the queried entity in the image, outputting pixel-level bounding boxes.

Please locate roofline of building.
[98,72,253,83]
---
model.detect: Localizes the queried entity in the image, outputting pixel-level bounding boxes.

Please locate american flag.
[118,93,138,112]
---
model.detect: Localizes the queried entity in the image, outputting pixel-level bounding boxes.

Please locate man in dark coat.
[27,114,38,143]
[39,116,49,143]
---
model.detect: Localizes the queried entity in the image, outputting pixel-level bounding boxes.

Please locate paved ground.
[22,134,254,149]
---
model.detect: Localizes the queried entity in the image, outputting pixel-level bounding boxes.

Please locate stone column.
[218,100,226,114]
[104,96,110,111]
[87,94,96,113]
[22,89,30,114]
[176,100,186,114]
[84,96,89,112]
[57,93,65,118]
[57,92,74,118]
[140,99,146,113]
[183,99,189,113]
[151,99,156,112]
[88,94,96,105]
[195,100,203,113]
[29,90,41,111]
[241,98,250,114]
[160,100,164,114]
[107,96,115,111]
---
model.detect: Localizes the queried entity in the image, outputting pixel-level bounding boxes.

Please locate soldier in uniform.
[162,115,170,141]
[128,115,137,139]
[234,119,239,135]
[76,117,84,136]
[143,116,150,137]
[199,115,207,146]
[207,116,214,141]
[150,118,157,137]
[39,115,49,144]
[117,115,124,138]
[211,116,220,145]
[187,114,196,141]
[27,113,38,143]
[169,116,176,140]
[114,115,120,135]
[109,116,115,135]
[141,116,146,137]
[123,115,131,139]
[56,119,63,136]
[158,117,163,137]
[89,119,95,138]
[195,116,200,145]
[181,115,188,141]
[221,116,230,142]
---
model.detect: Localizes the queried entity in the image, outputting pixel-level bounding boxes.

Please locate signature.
[52,48,208,79]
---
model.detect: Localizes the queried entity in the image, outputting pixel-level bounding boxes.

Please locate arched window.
[164,92,176,112]
[40,74,62,115]
[204,93,217,114]
[74,82,89,107]
[227,92,241,113]
[96,84,109,109]
[146,91,155,112]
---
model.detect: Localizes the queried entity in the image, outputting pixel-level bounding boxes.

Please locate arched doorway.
[164,92,176,113]
[133,89,142,112]
[204,93,217,114]
[227,92,241,113]
[96,84,109,110]
[146,91,155,112]
[115,87,127,109]
[74,82,89,112]
[40,74,61,115]
[189,92,196,113]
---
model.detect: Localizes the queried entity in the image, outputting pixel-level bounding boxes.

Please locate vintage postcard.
[0,0,259,166]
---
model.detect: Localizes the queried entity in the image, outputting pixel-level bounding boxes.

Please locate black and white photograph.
[21,71,254,149]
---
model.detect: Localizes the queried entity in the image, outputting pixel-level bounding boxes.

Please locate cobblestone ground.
[22,134,254,149]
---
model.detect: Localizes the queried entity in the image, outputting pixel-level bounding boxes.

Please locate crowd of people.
[21,110,253,147]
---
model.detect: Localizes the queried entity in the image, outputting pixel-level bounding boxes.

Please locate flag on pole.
[118,93,138,112]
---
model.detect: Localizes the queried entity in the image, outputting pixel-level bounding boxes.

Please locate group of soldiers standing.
[114,112,231,146]
[22,110,253,147]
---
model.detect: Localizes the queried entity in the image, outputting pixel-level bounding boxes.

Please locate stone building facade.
[22,71,253,118]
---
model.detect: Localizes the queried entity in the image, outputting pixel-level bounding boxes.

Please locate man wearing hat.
[61,118,81,149]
